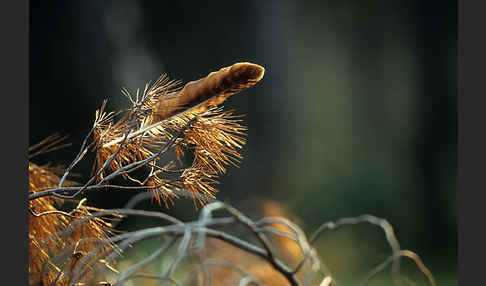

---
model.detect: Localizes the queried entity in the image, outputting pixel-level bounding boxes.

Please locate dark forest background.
[30,1,456,284]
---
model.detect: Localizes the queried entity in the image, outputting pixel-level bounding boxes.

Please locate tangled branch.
[36,198,436,286]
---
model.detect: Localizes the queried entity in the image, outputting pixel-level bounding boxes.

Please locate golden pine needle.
[92,62,264,206]
[29,162,117,285]
[149,62,265,123]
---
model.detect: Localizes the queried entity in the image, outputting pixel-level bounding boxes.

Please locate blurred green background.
[30,1,456,285]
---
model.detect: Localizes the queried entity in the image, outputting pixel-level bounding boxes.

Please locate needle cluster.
[91,63,264,205]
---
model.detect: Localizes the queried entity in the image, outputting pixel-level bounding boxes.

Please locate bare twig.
[114,238,177,286]
[36,201,437,286]
[197,202,301,286]
[310,214,401,282]
[360,250,437,286]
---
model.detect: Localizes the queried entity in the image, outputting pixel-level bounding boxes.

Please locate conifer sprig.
[91,62,265,205]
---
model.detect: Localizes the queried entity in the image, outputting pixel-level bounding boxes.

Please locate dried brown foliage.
[28,62,437,286]
[29,62,265,285]
[29,162,117,286]
[92,62,264,206]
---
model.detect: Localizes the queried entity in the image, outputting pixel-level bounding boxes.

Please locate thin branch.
[197,202,300,286]
[29,198,88,218]
[29,133,71,159]
[58,126,97,188]
[256,216,312,275]
[102,119,167,148]
[114,238,177,286]
[310,214,401,281]
[360,250,437,286]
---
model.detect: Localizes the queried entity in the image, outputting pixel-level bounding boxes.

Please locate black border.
[458,0,485,285]
[0,0,28,283]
